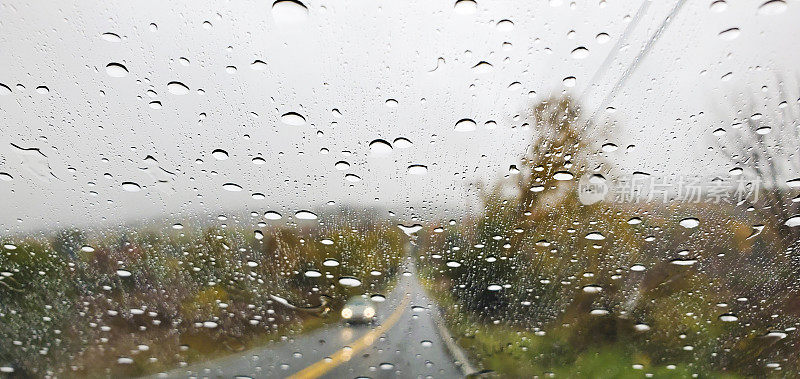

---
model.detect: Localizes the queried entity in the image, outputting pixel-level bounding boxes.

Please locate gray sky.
[1,0,799,232]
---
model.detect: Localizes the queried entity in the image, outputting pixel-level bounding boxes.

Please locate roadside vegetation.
[0,212,404,377]
[417,96,800,377]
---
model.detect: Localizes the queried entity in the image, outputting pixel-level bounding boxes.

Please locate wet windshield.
[2,0,800,377]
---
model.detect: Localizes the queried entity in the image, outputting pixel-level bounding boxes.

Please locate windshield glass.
[2,0,800,377]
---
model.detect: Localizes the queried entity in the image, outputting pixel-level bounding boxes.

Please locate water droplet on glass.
[101,32,121,42]
[338,277,362,287]
[454,118,477,132]
[719,313,739,322]
[250,60,268,70]
[212,149,229,160]
[369,139,393,156]
[718,27,740,40]
[385,99,398,108]
[496,19,514,32]
[562,76,577,87]
[471,61,493,74]
[167,81,190,95]
[222,183,243,191]
[487,284,503,291]
[596,32,610,44]
[335,161,350,170]
[116,269,132,277]
[105,63,129,78]
[407,165,428,175]
[679,217,700,228]
[264,211,282,220]
[758,0,787,15]
[585,232,605,240]
[323,259,340,267]
[121,182,141,192]
[281,112,306,126]
[785,216,800,227]
[344,174,361,182]
[553,171,574,180]
[570,47,589,59]
[295,210,318,220]
[35,86,49,94]
[305,270,321,278]
[454,0,477,15]
[272,0,309,25]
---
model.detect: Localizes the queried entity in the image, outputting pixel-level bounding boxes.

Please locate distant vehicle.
[341,296,376,324]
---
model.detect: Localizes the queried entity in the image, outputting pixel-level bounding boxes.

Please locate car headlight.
[341,308,353,319]
[363,307,375,318]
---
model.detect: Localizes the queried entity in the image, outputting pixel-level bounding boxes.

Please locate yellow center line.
[286,293,411,379]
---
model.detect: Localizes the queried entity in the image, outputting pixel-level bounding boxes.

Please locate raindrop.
[101,32,121,42]
[167,81,190,95]
[0,83,10,95]
[582,285,602,293]
[344,174,362,182]
[322,259,340,267]
[446,261,462,268]
[487,284,503,291]
[252,193,265,200]
[35,86,49,94]
[212,149,229,160]
[601,143,618,152]
[719,313,739,322]
[496,19,514,32]
[630,264,646,272]
[203,321,218,328]
[117,357,134,365]
[385,99,399,108]
[250,60,268,70]
[634,323,651,332]
[305,270,322,278]
[562,76,576,87]
[121,182,141,192]
[338,277,362,287]
[679,217,700,228]
[335,161,350,170]
[590,309,609,316]
[272,0,309,25]
[570,47,589,59]
[407,165,428,175]
[222,183,243,191]
[105,63,129,77]
[670,258,698,266]
[264,211,282,220]
[254,230,264,240]
[393,137,413,148]
[758,0,787,15]
[369,139,393,156]
[371,294,386,302]
[710,0,727,12]
[471,61,493,74]
[454,0,477,15]
[785,216,800,227]
[718,27,740,41]
[596,32,610,44]
[81,245,95,253]
[172,223,184,229]
[553,171,574,180]
[454,118,477,132]
[421,340,433,347]
[320,239,334,245]
[585,232,605,240]
[0,172,13,181]
[247,261,259,267]
[116,269,132,277]
[281,112,306,126]
[379,363,395,370]
[295,210,318,220]
[149,101,162,109]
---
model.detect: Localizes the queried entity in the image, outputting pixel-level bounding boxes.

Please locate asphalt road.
[159,268,464,378]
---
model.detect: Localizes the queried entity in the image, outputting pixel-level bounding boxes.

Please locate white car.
[341,296,376,324]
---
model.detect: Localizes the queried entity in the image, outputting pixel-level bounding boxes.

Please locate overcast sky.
[1,0,799,232]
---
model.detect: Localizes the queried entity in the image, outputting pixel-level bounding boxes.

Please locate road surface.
[157,266,465,378]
